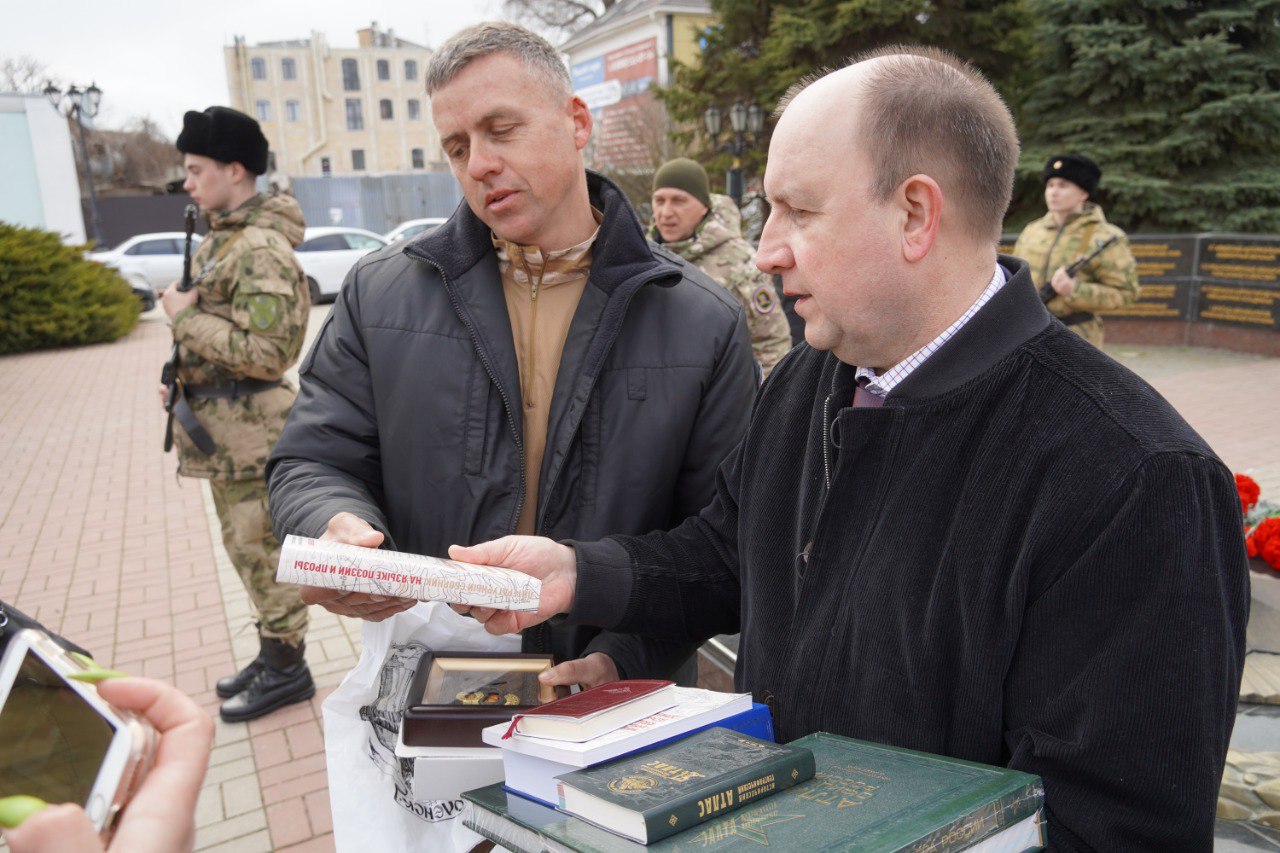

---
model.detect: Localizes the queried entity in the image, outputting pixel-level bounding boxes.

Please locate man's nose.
[754,221,791,275]
[467,140,501,182]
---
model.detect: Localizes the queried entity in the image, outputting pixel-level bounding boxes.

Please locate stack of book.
[465,680,1048,851]
[483,680,773,807]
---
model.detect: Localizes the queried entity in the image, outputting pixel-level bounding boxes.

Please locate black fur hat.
[1042,153,1100,195]
[176,106,269,175]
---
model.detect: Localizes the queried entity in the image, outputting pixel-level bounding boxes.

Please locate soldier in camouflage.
[651,159,792,378]
[162,106,313,722]
[1013,153,1139,347]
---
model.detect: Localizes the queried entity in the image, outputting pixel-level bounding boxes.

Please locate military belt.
[184,378,282,399]
[1058,311,1096,327]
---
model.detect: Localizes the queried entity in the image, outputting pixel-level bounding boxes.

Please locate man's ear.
[898,174,942,263]
[569,95,593,152]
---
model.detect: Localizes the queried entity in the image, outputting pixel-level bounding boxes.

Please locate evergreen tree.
[660,0,1033,195]
[1016,0,1280,232]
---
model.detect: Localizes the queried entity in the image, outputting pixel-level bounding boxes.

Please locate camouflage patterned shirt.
[1012,203,1140,317]
[653,194,792,378]
[171,193,310,481]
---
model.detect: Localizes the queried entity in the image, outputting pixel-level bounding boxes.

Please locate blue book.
[483,691,771,807]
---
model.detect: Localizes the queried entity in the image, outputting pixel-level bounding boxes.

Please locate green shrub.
[0,222,140,355]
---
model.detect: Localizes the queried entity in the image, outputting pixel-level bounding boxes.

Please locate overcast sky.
[1,2,503,137]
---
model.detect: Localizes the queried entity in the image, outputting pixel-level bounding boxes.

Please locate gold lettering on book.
[736,773,777,804]
[696,788,734,818]
[641,760,705,784]
[799,771,879,808]
[689,802,805,845]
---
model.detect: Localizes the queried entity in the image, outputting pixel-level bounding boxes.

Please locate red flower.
[1236,473,1261,516]
[1247,517,1280,570]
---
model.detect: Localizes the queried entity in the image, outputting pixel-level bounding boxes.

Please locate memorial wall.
[1001,233,1280,354]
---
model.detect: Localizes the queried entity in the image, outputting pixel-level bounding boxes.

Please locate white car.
[88,232,203,311]
[296,227,389,302]
[384,217,447,243]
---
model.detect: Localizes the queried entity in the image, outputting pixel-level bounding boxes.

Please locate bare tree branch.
[1,54,58,94]
[502,0,616,39]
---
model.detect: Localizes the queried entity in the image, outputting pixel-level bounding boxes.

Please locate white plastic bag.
[323,602,519,852]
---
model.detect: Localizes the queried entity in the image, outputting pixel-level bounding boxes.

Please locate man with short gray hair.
[454,45,1248,850]
[269,21,755,700]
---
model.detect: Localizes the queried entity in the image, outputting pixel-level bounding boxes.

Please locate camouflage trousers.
[209,478,308,646]
[1064,315,1105,348]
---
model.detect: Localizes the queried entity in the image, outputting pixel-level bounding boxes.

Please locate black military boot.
[219,638,315,723]
[215,628,267,699]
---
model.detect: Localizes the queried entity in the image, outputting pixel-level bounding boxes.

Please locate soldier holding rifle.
[159,106,312,722]
[1013,153,1139,347]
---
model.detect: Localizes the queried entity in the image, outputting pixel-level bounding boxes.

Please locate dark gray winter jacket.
[267,172,757,678]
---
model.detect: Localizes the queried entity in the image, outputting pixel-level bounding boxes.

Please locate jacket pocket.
[462,360,490,476]
[574,388,601,508]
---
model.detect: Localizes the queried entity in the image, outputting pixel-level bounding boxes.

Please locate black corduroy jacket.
[267,172,757,680]
[572,257,1249,851]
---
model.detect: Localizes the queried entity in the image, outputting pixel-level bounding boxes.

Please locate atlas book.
[555,727,816,844]
[503,679,677,742]
[486,689,767,805]
[463,731,1045,851]
[274,534,539,610]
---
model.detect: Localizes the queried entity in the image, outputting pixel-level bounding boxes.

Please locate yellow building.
[225,23,443,178]
[560,0,714,169]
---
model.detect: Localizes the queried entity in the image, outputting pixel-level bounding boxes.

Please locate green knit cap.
[653,158,711,209]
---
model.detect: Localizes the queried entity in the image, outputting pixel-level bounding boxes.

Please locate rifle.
[162,205,212,453]
[1039,235,1120,304]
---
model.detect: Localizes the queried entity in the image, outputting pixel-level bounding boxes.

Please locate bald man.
[453,47,1247,851]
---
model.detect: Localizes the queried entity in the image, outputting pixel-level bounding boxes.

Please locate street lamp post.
[703,99,766,206]
[44,81,105,245]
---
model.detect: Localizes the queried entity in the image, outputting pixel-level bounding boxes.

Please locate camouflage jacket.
[653,194,792,378]
[171,193,309,481]
[1013,203,1140,318]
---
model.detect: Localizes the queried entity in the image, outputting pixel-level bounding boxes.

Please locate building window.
[251,57,266,80]
[352,149,366,171]
[404,59,418,81]
[254,99,271,121]
[285,99,301,122]
[342,58,360,91]
[407,99,421,120]
[281,58,296,80]
[377,59,390,81]
[345,98,363,130]
[379,99,393,120]
[411,148,424,169]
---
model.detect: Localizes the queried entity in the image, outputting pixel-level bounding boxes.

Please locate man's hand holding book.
[446,536,576,636]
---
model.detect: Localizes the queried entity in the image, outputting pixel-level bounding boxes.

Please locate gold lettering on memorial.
[1201,262,1280,283]
[1207,244,1280,262]
[1131,243,1184,259]
[1137,261,1179,276]
[1201,306,1275,326]
[1202,286,1280,306]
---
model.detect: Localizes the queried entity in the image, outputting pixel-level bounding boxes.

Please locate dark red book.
[502,680,677,742]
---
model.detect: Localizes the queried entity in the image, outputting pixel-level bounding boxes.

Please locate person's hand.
[1050,266,1077,297]
[446,536,577,635]
[2,676,214,853]
[160,284,199,320]
[157,383,169,409]
[539,652,619,690]
[297,512,417,621]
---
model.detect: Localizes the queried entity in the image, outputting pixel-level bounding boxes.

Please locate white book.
[275,534,540,611]
[483,687,752,805]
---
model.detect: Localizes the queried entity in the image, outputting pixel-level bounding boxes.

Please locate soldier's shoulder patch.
[751,283,777,315]
[246,293,283,331]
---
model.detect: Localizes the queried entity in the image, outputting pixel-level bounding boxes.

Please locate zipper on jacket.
[519,252,544,412]
[426,259,528,535]
[821,368,840,491]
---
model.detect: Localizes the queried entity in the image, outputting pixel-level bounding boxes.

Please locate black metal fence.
[290,173,464,236]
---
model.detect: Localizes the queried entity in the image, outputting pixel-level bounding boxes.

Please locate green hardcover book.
[463,731,1045,851]
[555,727,816,844]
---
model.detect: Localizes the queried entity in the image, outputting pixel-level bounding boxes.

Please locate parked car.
[383,217,447,244]
[296,227,388,302]
[88,232,203,312]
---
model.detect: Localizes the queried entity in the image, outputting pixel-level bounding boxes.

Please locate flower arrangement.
[1238,473,1280,571]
